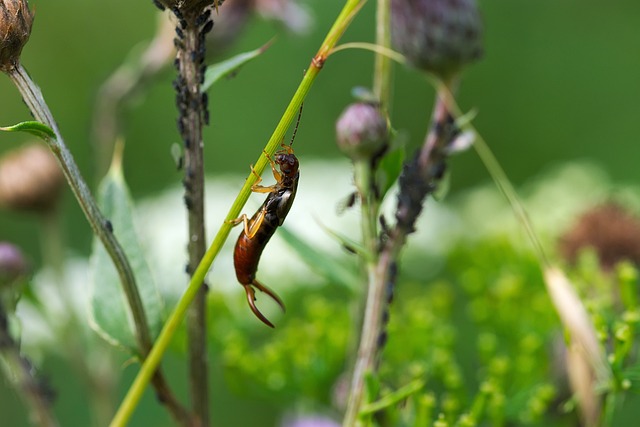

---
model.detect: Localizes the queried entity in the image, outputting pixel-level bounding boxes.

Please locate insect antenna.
[289,103,304,147]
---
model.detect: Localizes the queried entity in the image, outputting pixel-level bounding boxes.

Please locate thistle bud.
[0,144,65,214]
[0,0,33,72]
[391,0,483,80]
[336,102,388,162]
[0,242,27,288]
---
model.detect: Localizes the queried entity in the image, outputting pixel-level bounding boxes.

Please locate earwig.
[229,106,304,327]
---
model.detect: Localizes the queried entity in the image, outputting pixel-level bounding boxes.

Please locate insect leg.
[250,161,279,193]
[226,214,251,236]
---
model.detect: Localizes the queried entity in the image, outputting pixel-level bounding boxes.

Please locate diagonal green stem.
[109,1,367,425]
[432,81,549,268]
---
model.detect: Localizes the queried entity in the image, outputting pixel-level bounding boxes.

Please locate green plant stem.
[343,160,381,427]
[176,10,209,427]
[5,63,190,427]
[373,0,391,106]
[433,80,549,268]
[344,86,454,426]
[109,1,367,425]
[6,64,152,353]
[359,379,424,415]
[343,1,392,425]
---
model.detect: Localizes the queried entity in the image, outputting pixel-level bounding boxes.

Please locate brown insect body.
[231,149,299,327]
[234,167,298,283]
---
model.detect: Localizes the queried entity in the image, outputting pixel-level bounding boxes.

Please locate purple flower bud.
[282,415,340,427]
[391,0,483,80]
[336,102,388,162]
[0,242,27,288]
[0,0,33,72]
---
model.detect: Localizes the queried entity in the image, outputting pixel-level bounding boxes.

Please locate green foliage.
[89,153,164,354]
[563,254,640,424]
[278,226,359,291]
[219,290,351,404]
[376,134,405,200]
[0,121,55,140]
[216,229,640,425]
[202,41,272,92]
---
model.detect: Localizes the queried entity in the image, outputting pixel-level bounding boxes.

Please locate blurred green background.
[2,0,639,262]
[1,0,639,425]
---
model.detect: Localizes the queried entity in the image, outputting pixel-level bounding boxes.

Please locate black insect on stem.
[229,105,305,327]
[151,0,165,11]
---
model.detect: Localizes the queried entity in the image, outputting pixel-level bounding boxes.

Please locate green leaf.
[0,121,56,140]
[360,379,425,415]
[376,130,405,199]
[432,167,451,201]
[202,40,273,92]
[278,226,359,291]
[89,148,164,353]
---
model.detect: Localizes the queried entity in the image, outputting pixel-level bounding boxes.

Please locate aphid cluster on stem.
[395,111,457,236]
[376,261,397,355]
[151,0,165,11]
[154,0,225,16]
[170,4,216,212]
[172,6,213,135]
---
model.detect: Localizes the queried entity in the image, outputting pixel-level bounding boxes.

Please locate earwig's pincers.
[244,279,286,328]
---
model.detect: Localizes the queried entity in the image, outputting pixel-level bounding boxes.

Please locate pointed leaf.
[432,167,450,201]
[278,226,359,291]
[89,152,164,353]
[315,221,371,261]
[376,130,405,199]
[202,40,273,92]
[0,121,56,140]
[360,379,425,415]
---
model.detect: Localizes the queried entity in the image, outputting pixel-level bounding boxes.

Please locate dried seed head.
[336,102,388,162]
[0,144,65,214]
[559,203,640,270]
[0,242,27,288]
[391,0,483,80]
[158,0,225,16]
[0,0,33,72]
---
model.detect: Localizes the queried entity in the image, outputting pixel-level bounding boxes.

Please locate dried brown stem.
[173,5,213,426]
